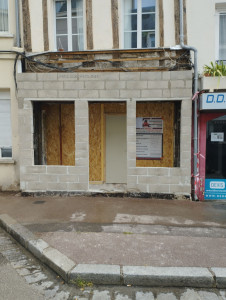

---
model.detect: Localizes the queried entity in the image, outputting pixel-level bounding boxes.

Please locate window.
[33,102,75,166]
[219,13,226,62]
[0,92,12,158]
[136,101,181,168]
[0,0,8,32]
[55,0,84,51]
[123,0,156,49]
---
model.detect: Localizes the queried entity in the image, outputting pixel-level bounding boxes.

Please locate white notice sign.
[211,132,224,142]
[136,134,162,158]
[136,117,163,159]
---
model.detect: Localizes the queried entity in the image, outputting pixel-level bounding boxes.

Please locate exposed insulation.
[89,102,126,181]
[136,102,174,167]
[61,103,75,166]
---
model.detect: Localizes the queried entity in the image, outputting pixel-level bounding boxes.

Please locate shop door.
[205,115,226,200]
[106,115,127,183]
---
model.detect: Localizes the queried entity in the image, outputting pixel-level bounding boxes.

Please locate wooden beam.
[86,0,93,50]
[42,0,49,51]
[158,0,164,47]
[111,0,119,49]
[46,55,184,64]
[22,0,32,51]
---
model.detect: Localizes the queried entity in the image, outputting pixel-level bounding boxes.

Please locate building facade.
[1,0,225,199]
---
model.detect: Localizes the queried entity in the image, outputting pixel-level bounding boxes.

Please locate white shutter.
[0,92,12,148]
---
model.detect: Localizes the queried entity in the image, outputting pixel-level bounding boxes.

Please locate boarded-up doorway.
[106,115,127,183]
[89,102,127,183]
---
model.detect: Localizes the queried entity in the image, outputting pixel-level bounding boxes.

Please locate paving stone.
[31,280,54,292]
[24,271,48,284]
[16,267,40,276]
[219,290,226,300]
[156,292,177,300]
[115,292,132,300]
[180,289,200,300]
[136,291,155,300]
[198,291,220,300]
[11,259,30,268]
[54,291,70,300]
[92,290,111,300]
[43,285,59,298]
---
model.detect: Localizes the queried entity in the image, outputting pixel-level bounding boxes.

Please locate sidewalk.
[0,191,226,287]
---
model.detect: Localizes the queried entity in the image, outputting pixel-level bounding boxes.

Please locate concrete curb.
[0,213,225,288]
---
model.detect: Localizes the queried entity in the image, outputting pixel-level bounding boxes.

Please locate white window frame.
[122,0,156,49]
[0,0,9,34]
[0,91,12,159]
[215,5,226,62]
[54,0,85,51]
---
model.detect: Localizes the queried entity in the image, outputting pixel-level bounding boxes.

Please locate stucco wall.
[0,0,20,190]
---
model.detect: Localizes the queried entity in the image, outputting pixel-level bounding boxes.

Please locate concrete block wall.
[17,70,192,196]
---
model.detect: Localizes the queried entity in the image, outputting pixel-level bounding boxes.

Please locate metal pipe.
[179,0,198,200]
[15,0,21,47]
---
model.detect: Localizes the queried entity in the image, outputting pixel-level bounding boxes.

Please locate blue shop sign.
[200,93,226,110]
[205,179,226,200]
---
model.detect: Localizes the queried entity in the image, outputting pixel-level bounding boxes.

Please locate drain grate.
[33,200,46,204]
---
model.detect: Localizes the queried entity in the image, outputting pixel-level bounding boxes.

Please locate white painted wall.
[92,0,113,49]
[29,0,44,52]
[186,0,226,73]
[163,0,175,47]
[0,0,20,190]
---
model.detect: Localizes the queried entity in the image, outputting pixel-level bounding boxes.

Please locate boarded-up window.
[136,101,180,167]
[33,102,75,166]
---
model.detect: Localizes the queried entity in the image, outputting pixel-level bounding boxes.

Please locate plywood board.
[89,102,126,182]
[136,102,174,167]
[89,103,102,181]
[43,103,61,165]
[104,102,126,114]
[61,103,75,166]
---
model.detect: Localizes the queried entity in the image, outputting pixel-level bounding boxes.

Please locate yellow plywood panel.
[61,103,75,166]
[43,103,61,165]
[136,102,174,167]
[89,102,126,182]
[104,102,126,114]
[89,103,102,181]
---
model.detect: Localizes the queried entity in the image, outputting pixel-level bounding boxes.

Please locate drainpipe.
[179,0,198,200]
[15,0,21,47]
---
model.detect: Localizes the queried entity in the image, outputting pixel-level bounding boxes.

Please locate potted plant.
[201,61,226,91]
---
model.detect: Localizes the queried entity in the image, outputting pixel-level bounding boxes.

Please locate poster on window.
[136,117,163,159]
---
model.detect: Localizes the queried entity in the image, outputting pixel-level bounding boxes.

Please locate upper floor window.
[55,0,84,51]
[123,0,156,49]
[0,0,8,32]
[219,13,226,62]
